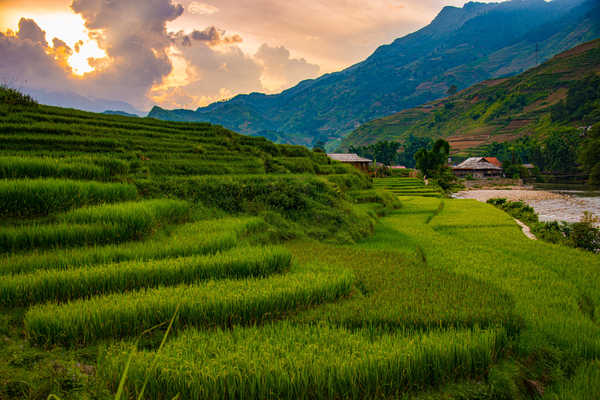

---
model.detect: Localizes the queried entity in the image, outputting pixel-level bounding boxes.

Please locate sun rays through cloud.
[0,0,484,110]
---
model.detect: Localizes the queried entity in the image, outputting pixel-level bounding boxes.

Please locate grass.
[0,217,253,275]
[546,361,600,399]
[99,323,505,400]
[385,199,600,383]
[2,94,600,399]
[0,246,292,307]
[0,179,137,218]
[0,156,114,181]
[0,200,191,253]
[288,240,520,334]
[373,177,442,197]
[24,263,354,346]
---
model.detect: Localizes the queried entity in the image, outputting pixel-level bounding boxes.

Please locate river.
[453,184,600,226]
[528,184,600,225]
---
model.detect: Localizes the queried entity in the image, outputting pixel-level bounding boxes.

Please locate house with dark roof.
[327,153,372,172]
[452,157,503,179]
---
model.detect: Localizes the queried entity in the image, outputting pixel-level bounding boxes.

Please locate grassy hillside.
[1,91,599,399]
[342,38,600,156]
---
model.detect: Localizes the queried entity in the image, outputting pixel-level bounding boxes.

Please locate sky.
[0,0,497,111]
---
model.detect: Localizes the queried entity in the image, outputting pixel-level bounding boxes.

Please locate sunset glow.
[1,11,106,75]
[0,0,491,110]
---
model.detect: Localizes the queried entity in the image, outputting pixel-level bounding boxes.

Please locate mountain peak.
[150,0,599,147]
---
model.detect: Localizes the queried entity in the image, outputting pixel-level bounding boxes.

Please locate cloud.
[255,44,320,91]
[0,1,324,110]
[188,2,219,15]
[69,0,184,107]
[17,17,48,46]
[156,35,263,106]
[171,26,242,47]
[0,18,72,90]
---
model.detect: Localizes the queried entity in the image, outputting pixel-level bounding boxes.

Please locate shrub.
[0,85,37,107]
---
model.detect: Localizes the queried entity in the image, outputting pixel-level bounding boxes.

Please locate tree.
[447,84,458,96]
[397,135,433,168]
[578,123,600,184]
[349,141,401,166]
[313,140,326,152]
[415,139,450,177]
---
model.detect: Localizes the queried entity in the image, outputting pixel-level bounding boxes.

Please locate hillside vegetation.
[149,0,600,147]
[342,39,600,159]
[1,90,599,399]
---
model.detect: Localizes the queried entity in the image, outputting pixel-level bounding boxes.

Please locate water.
[528,185,600,225]
[453,184,600,226]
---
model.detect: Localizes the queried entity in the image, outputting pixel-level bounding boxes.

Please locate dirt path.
[514,218,537,240]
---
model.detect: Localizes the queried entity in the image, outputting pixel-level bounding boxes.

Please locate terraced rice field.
[373,177,442,197]
[1,97,599,399]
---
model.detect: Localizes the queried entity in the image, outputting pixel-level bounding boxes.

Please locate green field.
[373,177,442,197]
[1,94,599,399]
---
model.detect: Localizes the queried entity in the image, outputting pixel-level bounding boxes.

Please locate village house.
[327,153,372,172]
[452,157,503,179]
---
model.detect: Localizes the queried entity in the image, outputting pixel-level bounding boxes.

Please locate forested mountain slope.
[150,0,600,147]
[341,38,600,158]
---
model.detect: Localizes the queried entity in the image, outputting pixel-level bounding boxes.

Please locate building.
[482,157,502,168]
[327,153,372,172]
[452,157,503,179]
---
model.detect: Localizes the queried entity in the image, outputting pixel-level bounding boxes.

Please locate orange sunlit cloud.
[0,5,107,75]
[0,0,497,110]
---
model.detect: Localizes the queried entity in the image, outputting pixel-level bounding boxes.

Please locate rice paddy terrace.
[373,177,442,198]
[1,96,599,399]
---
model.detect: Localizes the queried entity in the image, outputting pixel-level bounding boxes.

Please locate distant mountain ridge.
[149,0,600,147]
[340,38,600,154]
[22,88,143,116]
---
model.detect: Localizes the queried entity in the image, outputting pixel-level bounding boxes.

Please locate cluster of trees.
[483,128,583,175]
[348,135,433,168]
[414,139,456,191]
[483,122,600,184]
[579,123,600,185]
[551,74,600,125]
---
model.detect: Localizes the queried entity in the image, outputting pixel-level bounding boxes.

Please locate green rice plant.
[0,246,291,307]
[429,199,515,229]
[385,199,600,362]
[0,223,135,253]
[288,240,520,334]
[0,156,109,180]
[346,190,402,209]
[60,199,190,227]
[0,179,137,218]
[99,323,506,400]
[546,361,600,399]
[0,200,190,253]
[0,218,254,275]
[24,264,354,346]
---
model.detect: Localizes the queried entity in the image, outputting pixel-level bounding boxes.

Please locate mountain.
[23,88,143,116]
[340,38,600,154]
[103,110,140,118]
[149,0,600,147]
